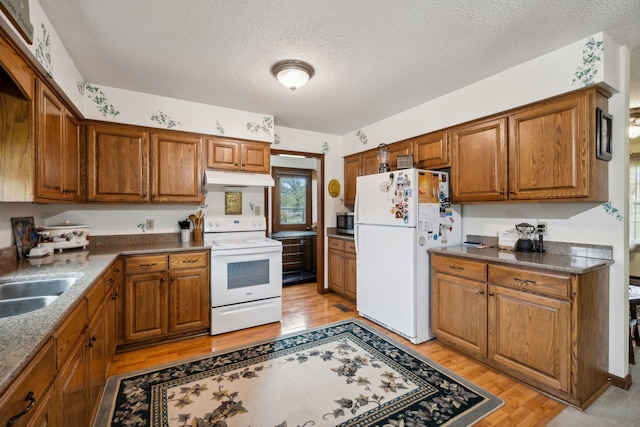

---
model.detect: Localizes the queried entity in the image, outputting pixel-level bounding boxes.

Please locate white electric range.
[204,216,283,335]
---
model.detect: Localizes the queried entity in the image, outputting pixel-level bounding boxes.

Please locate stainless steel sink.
[0,277,78,300]
[0,277,78,318]
[0,296,59,318]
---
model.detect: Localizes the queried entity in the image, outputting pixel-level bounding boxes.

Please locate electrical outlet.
[146,219,154,230]
[536,222,547,235]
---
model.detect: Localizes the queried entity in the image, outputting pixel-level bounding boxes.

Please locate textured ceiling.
[39,0,640,135]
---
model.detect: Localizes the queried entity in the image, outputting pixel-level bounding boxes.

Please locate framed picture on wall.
[596,107,612,161]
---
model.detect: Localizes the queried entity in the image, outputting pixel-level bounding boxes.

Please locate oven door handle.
[211,247,282,257]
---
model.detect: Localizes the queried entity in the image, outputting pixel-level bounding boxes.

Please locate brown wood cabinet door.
[241,140,270,173]
[414,131,449,169]
[343,154,361,207]
[56,340,88,427]
[124,272,167,342]
[86,303,108,422]
[62,112,82,200]
[36,82,65,199]
[431,271,487,359]
[26,388,55,427]
[388,139,413,170]
[151,132,204,203]
[362,150,379,175]
[206,137,240,170]
[168,268,210,333]
[328,248,345,293]
[508,93,588,200]
[35,82,83,202]
[487,285,570,393]
[344,251,357,300]
[451,117,507,202]
[87,123,150,202]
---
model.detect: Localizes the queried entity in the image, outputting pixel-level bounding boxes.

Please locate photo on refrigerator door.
[418,171,441,203]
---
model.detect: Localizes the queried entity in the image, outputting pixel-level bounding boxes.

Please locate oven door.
[210,245,282,307]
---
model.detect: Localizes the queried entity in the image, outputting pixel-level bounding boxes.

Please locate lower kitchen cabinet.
[328,237,357,300]
[120,251,210,349]
[0,339,55,427]
[431,253,609,408]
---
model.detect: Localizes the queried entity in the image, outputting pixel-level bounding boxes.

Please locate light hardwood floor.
[108,283,566,426]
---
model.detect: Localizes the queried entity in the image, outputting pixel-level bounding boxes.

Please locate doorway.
[267,150,325,295]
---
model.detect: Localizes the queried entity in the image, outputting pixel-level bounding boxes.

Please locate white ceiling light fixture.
[271,60,315,91]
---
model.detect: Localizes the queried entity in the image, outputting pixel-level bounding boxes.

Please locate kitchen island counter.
[429,245,613,274]
[0,240,210,397]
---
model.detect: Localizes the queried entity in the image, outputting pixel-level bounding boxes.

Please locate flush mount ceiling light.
[271,60,315,91]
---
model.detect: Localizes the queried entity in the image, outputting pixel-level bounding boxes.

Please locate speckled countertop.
[428,245,613,274]
[0,240,210,396]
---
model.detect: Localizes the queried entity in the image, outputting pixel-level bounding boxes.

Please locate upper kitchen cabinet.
[206,137,270,173]
[88,123,204,203]
[343,153,361,207]
[87,123,150,202]
[0,32,35,201]
[413,130,449,169]
[35,80,84,202]
[151,132,204,203]
[452,86,610,203]
[507,87,609,201]
[451,116,508,202]
[343,139,414,207]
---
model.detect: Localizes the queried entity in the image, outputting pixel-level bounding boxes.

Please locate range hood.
[204,170,274,187]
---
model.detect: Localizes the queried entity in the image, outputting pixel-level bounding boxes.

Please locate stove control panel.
[205,216,266,233]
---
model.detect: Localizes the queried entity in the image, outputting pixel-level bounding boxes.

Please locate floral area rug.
[95,319,503,426]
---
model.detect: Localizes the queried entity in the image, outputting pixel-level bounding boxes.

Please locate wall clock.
[328,179,341,198]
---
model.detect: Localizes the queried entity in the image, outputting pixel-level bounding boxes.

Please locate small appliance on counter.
[515,223,535,252]
[38,224,91,253]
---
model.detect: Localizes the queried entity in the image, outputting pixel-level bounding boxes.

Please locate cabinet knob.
[488,292,494,296]
[477,290,484,295]
[7,391,35,426]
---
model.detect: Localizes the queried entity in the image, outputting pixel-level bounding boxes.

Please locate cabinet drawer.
[345,241,356,254]
[328,238,345,251]
[169,251,208,269]
[104,260,122,290]
[55,300,87,366]
[488,265,571,299]
[86,277,106,320]
[125,255,169,274]
[431,255,486,281]
[0,339,55,427]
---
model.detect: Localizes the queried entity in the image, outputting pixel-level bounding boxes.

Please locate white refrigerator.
[354,168,462,344]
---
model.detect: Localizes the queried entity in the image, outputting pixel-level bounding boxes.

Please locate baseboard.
[609,372,632,390]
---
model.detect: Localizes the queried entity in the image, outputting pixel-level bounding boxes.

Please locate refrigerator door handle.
[354,188,360,224]
[354,224,359,257]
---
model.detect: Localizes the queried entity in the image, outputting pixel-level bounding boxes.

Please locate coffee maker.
[515,223,535,252]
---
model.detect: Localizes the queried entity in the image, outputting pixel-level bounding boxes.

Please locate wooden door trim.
[270,149,325,296]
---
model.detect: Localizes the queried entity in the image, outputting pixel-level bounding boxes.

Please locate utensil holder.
[193,227,203,242]
[180,229,190,242]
